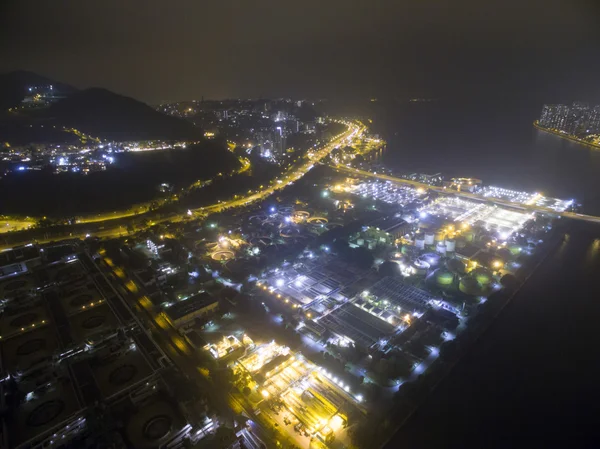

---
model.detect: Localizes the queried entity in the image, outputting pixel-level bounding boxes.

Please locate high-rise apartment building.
[538,102,600,136]
[588,105,600,134]
[272,126,287,158]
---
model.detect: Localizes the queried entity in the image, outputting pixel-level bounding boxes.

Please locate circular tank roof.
[422,252,441,265]
[413,259,431,270]
[472,268,493,285]
[433,268,454,286]
[446,258,466,274]
[459,277,482,295]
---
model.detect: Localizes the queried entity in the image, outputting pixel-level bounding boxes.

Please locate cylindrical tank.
[446,258,465,275]
[433,268,454,288]
[435,230,445,242]
[496,248,511,262]
[356,238,365,246]
[436,242,447,255]
[415,237,425,250]
[412,259,430,275]
[422,252,440,266]
[508,243,522,256]
[472,268,493,286]
[424,233,435,245]
[459,276,482,295]
[445,239,456,252]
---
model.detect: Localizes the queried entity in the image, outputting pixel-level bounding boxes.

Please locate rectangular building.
[162,292,218,329]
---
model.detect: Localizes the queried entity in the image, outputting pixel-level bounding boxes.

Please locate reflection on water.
[376,101,600,215]
[584,238,600,266]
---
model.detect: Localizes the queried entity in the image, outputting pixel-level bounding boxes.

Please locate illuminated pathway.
[331,164,600,224]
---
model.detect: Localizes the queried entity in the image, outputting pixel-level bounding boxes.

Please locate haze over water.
[372,99,600,215]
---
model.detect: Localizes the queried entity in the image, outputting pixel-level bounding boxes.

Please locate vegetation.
[47,87,203,140]
[0,141,239,216]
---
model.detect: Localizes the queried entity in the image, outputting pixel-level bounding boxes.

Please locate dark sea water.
[385,221,600,449]
[371,100,600,215]
[374,100,600,448]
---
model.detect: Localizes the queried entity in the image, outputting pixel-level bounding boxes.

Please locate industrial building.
[312,276,433,348]
[350,180,424,207]
[366,216,413,239]
[0,252,187,449]
[263,254,373,308]
[422,197,532,240]
[234,342,360,444]
[203,334,254,359]
[318,302,397,347]
[0,245,42,279]
[161,292,219,329]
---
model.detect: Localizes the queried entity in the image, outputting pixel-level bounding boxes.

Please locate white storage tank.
[445,239,456,252]
[424,233,435,245]
[412,259,431,275]
[415,237,425,250]
[436,242,447,255]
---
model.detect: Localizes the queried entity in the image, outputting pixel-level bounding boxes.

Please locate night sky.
[1,0,599,103]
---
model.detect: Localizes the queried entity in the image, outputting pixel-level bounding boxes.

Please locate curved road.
[1,120,364,249]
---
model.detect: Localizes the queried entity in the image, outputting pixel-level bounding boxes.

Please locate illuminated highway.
[0,218,35,234]
[80,121,360,226]
[331,164,600,224]
[192,120,364,216]
[74,156,252,224]
[0,121,363,250]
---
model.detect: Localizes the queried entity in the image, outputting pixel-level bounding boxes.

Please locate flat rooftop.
[0,245,40,266]
[164,292,217,321]
[368,276,431,314]
[318,303,395,347]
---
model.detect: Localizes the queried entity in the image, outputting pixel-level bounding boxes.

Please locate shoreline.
[379,222,566,448]
[533,120,600,151]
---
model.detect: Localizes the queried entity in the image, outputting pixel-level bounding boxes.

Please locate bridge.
[330,164,600,224]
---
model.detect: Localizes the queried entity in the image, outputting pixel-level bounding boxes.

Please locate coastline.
[533,120,600,151]
[380,221,567,448]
